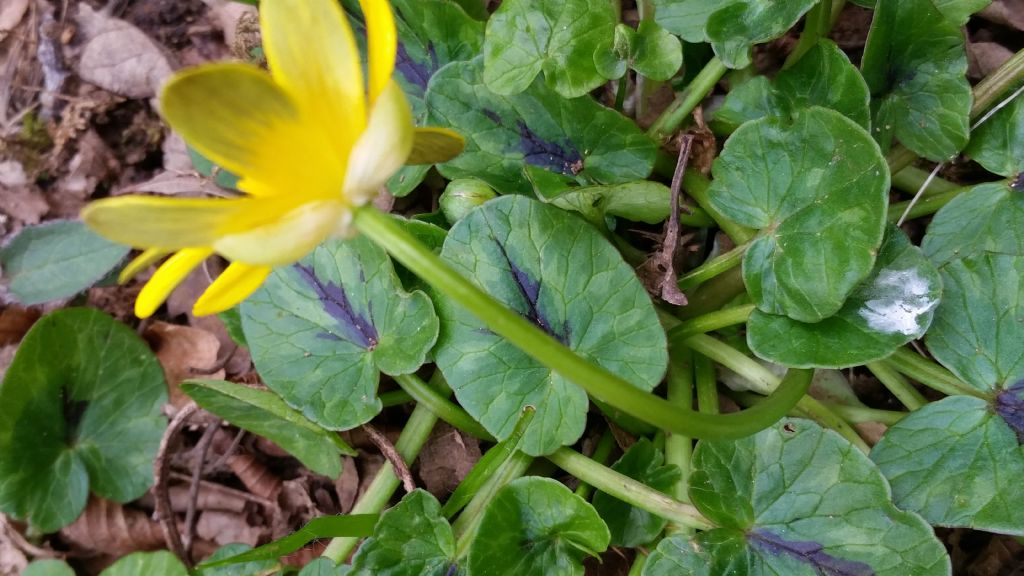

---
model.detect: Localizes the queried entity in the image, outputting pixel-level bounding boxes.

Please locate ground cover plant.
[1,0,1023,573]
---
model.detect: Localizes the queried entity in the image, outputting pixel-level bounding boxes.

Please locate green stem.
[795,396,871,453]
[548,448,714,531]
[885,347,984,398]
[677,266,746,320]
[822,403,906,426]
[452,450,533,558]
[378,389,412,407]
[575,429,616,500]
[695,352,719,415]
[321,401,439,562]
[684,333,777,395]
[678,244,746,292]
[887,187,966,223]
[667,304,755,343]
[891,165,958,197]
[665,352,694,531]
[393,373,494,441]
[646,57,728,142]
[865,361,926,411]
[354,207,805,440]
[683,170,756,244]
[783,0,831,69]
[615,75,628,112]
[628,551,648,576]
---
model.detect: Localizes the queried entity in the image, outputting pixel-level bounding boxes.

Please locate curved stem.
[683,333,777,395]
[667,304,755,343]
[646,57,728,143]
[783,0,831,69]
[795,396,871,453]
[393,373,494,441]
[678,244,746,291]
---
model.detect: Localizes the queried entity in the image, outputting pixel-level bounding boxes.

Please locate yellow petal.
[261,0,365,162]
[118,248,172,283]
[214,200,346,266]
[83,196,253,250]
[407,127,466,165]
[160,63,342,199]
[135,248,214,318]
[359,0,397,104]
[193,262,272,316]
[343,81,414,203]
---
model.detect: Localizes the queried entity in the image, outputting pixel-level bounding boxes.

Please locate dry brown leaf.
[0,306,39,346]
[334,456,359,513]
[968,41,1014,80]
[195,510,264,547]
[0,0,28,43]
[0,516,28,576]
[73,4,173,99]
[980,0,1024,31]
[144,322,224,408]
[61,497,164,557]
[417,423,481,499]
[120,170,225,198]
[200,0,258,49]
[0,160,47,226]
[50,129,117,218]
[228,452,282,500]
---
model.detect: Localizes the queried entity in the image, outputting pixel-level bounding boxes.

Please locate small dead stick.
[154,403,197,566]
[362,423,416,493]
[183,418,221,563]
[661,134,696,305]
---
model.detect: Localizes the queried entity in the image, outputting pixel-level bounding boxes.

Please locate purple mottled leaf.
[749,529,875,576]
[493,239,569,345]
[295,264,378,349]
[995,380,1024,444]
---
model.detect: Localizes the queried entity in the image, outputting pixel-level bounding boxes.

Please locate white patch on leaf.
[858,269,937,336]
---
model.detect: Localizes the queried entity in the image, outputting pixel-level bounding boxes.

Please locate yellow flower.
[82,0,464,319]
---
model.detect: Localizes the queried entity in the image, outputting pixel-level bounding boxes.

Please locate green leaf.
[99,551,188,576]
[712,40,871,132]
[648,420,949,576]
[181,379,355,478]
[861,0,971,161]
[707,107,889,322]
[482,0,617,97]
[0,308,167,532]
[596,22,682,82]
[0,220,130,305]
[592,439,681,547]
[188,146,241,190]
[196,543,278,576]
[434,196,668,455]
[922,181,1024,267]
[652,0,730,43]
[965,94,1024,177]
[218,307,248,347]
[706,0,817,69]
[199,515,378,568]
[748,228,941,368]
[240,237,438,431]
[847,0,992,25]
[427,57,657,195]
[467,477,610,576]
[23,560,75,576]
[548,181,672,225]
[299,559,350,576]
[351,490,461,576]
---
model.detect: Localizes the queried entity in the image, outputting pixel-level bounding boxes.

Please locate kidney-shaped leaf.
[644,420,949,576]
[468,477,609,576]
[241,237,438,431]
[748,228,941,368]
[965,94,1024,178]
[350,490,461,576]
[922,181,1024,267]
[435,196,667,456]
[705,0,818,69]
[427,57,656,195]
[0,308,167,532]
[708,106,889,322]
[99,551,187,576]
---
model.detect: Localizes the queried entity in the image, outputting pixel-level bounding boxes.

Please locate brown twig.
[183,418,220,562]
[167,472,276,509]
[205,428,246,474]
[660,134,696,305]
[153,403,197,566]
[1,514,61,559]
[362,423,416,493]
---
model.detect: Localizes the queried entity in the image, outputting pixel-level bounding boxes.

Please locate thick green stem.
[795,396,871,453]
[684,333,777,395]
[784,0,831,68]
[683,170,756,244]
[677,266,746,320]
[884,348,984,398]
[668,304,755,343]
[575,429,616,500]
[378,389,412,407]
[678,245,746,292]
[694,353,719,415]
[823,403,906,425]
[354,207,805,440]
[665,352,695,533]
[646,57,728,142]
[865,361,926,411]
[322,401,439,562]
[393,373,494,441]
[629,552,648,576]
[452,450,533,558]
[548,448,714,531]
[891,166,958,197]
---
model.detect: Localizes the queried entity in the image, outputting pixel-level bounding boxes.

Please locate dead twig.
[183,418,221,563]
[153,403,197,566]
[660,134,696,305]
[362,423,416,493]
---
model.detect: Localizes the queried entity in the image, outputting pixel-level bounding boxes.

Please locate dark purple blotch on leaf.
[748,529,874,576]
[995,380,1024,444]
[1011,172,1024,192]
[493,239,570,345]
[294,264,378,349]
[516,121,583,175]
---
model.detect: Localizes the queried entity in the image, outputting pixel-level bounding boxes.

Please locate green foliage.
[0,308,166,532]
[22,560,75,576]
[595,22,682,82]
[197,543,278,576]
[922,181,1024,267]
[99,551,188,576]
[965,94,1024,177]
[0,220,130,305]
[592,439,681,547]
[350,490,461,575]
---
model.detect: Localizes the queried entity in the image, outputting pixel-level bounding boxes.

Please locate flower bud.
[440,179,497,224]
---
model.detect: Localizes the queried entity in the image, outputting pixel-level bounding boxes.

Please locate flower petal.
[160,63,342,199]
[83,196,254,250]
[214,200,346,266]
[407,127,466,165]
[193,262,272,316]
[135,248,213,318]
[118,248,172,283]
[359,0,397,104]
[261,0,365,162]
[343,81,414,202]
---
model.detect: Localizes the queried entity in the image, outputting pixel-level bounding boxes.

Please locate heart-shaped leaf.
[99,551,187,576]
[467,477,610,576]
[707,106,889,322]
[643,420,949,576]
[351,490,461,576]
[482,0,617,98]
[965,94,1024,178]
[922,181,1024,267]
[748,228,941,368]
[0,308,167,532]
[861,0,971,161]
[872,253,1024,534]
[595,22,682,82]
[426,57,657,195]
[712,40,870,133]
[0,220,130,306]
[240,237,438,431]
[181,379,355,478]
[434,196,667,456]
